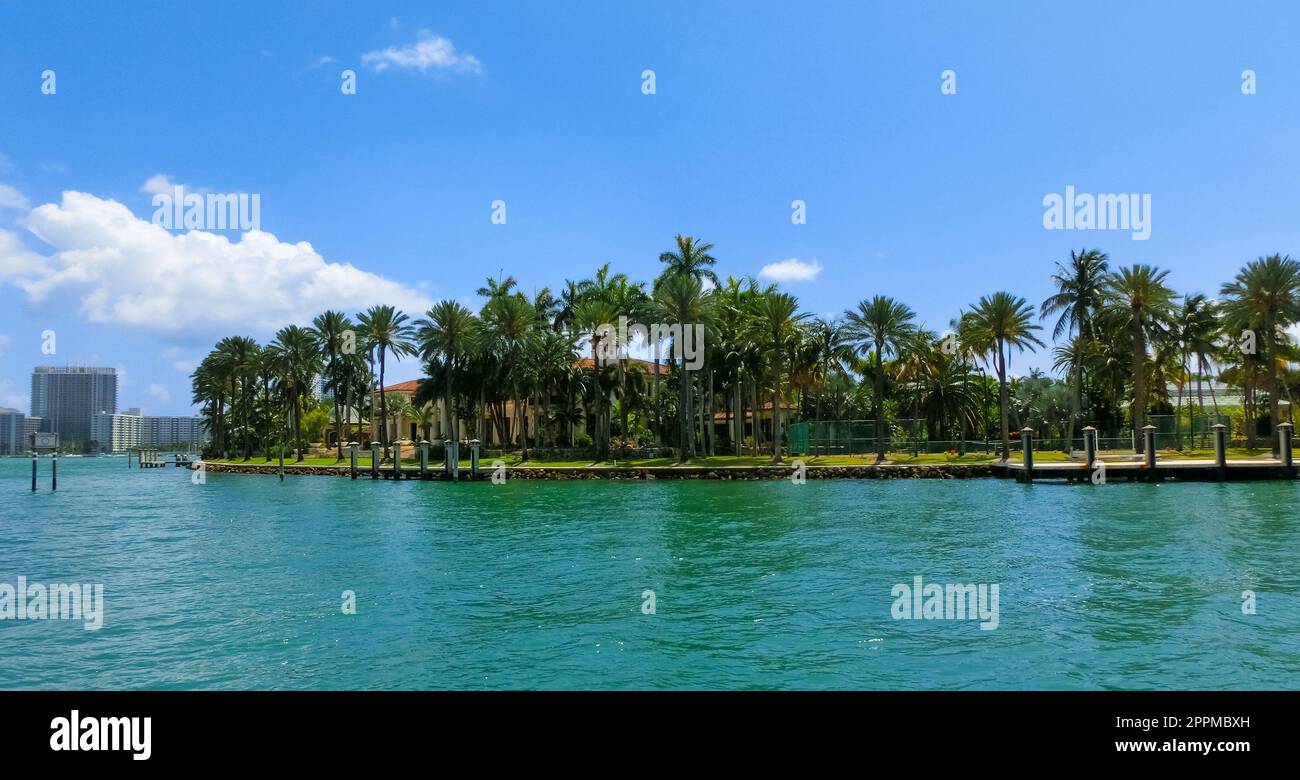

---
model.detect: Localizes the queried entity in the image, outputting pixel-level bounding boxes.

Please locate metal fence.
[788,414,1242,456]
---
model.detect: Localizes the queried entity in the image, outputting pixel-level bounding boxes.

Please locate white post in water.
[348,442,358,480]
[1021,427,1034,483]
[370,442,380,479]
[1278,422,1293,472]
[1143,424,1157,473]
[419,440,430,478]
[449,440,460,481]
[1213,423,1227,475]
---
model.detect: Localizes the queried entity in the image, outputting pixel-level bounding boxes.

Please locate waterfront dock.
[996,458,1296,482]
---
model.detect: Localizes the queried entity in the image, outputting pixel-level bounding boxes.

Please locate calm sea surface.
[1,456,1297,689]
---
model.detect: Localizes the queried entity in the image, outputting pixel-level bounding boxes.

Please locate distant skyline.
[4,2,1300,414]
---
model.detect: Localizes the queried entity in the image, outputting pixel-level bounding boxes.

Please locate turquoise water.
[0,456,1297,689]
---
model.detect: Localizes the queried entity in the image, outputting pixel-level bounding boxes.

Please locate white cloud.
[139,173,213,197]
[173,359,197,374]
[759,257,822,282]
[0,190,433,334]
[0,184,30,211]
[0,333,10,357]
[362,31,481,74]
[147,383,171,403]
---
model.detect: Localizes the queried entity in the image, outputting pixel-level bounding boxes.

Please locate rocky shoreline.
[197,461,999,480]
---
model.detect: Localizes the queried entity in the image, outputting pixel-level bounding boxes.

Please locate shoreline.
[194,460,1297,482]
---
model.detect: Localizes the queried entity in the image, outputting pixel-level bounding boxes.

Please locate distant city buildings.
[139,415,205,450]
[31,366,118,447]
[0,407,25,456]
[17,366,206,453]
[91,410,142,453]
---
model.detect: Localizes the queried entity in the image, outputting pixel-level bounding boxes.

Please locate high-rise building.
[91,410,142,453]
[30,367,118,448]
[0,407,25,455]
[140,415,206,450]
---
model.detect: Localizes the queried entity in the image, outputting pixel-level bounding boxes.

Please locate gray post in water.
[1143,424,1157,475]
[278,443,284,481]
[370,442,380,480]
[31,451,37,492]
[348,442,358,480]
[1021,427,1034,483]
[1213,423,1227,476]
[1083,425,1097,470]
[443,440,453,480]
[419,440,429,478]
[1278,422,1293,473]
[471,439,481,478]
[450,440,460,482]
[51,452,57,492]
[393,441,402,480]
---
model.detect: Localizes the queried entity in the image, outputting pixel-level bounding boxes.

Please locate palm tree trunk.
[770,357,783,465]
[444,360,454,443]
[1132,321,1146,455]
[378,350,389,454]
[874,346,886,463]
[1267,311,1280,455]
[998,340,1011,462]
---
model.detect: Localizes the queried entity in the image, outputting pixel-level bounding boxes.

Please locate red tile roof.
[575,357,671,376]
[380,380,422,393]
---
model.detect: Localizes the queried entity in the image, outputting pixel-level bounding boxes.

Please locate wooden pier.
[135,451,196,469]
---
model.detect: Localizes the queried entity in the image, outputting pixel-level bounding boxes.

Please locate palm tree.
[481,293,538,451]
[751,291,808,464]
[658,235,719,286]
[965,292,1044,461]
[268,325,321,462]
[1220,254,1300,453]
[844,296,917,463]
[1040,249,1109,452]
[654,272,710,461]
[1103,265,1175,453]
[572,296,618,457]
[311,310,353,460]
[415,301,478,442]
[357,305,417,452]
[805,319,854,451]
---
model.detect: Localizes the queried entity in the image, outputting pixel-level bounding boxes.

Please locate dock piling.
[393,442,402,480]
[31,451,36,492]
[1143,425,1157,477]
[370,442,380,480]
[1083,425,1097,472]
[418,440,429,478]
[1279,423,1294,473]
[348,442,358,480]
[51,452,57,492]
[1021,427,1034,483]
[470,439,481,478]
[1213,423,1228,477]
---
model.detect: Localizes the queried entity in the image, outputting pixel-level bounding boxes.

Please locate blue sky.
[2,1,1300,414]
